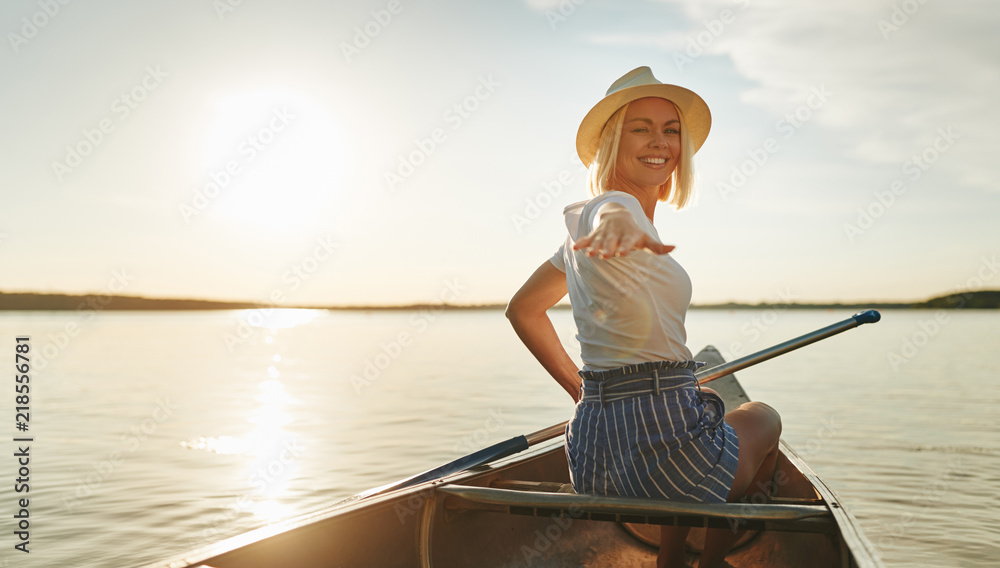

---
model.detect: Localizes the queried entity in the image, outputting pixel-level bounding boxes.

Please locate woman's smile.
[638,156,669,167]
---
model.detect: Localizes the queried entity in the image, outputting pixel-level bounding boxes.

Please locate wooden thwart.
[490,479,825,507]
[439,484,836,534]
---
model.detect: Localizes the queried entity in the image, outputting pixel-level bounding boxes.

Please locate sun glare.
[235,308,325,329]
[198,89,346,233]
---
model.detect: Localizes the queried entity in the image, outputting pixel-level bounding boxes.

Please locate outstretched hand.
[573,208,674,259]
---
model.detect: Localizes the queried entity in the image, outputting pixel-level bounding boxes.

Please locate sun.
[198,88,346,233]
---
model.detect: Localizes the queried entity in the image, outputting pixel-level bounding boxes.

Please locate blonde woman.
[506,67,782,568]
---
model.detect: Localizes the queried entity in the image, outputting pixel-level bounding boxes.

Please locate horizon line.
[2,288,997,310]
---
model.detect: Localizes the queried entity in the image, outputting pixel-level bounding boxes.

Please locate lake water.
[1,308,997,567]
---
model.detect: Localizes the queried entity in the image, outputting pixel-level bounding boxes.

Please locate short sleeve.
[548,242,566,273]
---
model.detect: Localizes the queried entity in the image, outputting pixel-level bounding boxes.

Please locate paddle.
[362,309,880,498]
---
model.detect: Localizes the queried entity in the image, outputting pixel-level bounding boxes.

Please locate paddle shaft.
[368,309,880,497]
[696,309,881,384]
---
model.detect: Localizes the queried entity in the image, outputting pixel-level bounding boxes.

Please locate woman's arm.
[505,260,581,401]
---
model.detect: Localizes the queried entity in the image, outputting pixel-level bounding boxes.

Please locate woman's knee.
[752,401,781,433]
[730,401,782,444]
[738,401,780,425]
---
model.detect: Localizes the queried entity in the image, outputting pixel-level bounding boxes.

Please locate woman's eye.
[632,127,649,133]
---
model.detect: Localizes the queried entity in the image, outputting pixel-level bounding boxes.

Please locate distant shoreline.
[1,290,998,311]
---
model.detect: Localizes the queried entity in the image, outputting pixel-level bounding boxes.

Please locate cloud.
[592,0,1000,190]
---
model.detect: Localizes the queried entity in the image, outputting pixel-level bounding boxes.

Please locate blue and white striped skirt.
[565,360,739,503]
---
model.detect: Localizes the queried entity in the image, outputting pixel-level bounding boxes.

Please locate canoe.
[145,345,883,568]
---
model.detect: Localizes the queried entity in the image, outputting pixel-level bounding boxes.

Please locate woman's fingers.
[618,234,640,254]
[573,234,614,257]
[573,213,675,258]
[574,233,675,258]
[644,240,676,255]
[598,235,621,258]
[573,235,602,256]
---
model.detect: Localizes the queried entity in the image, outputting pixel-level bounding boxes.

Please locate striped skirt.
[565,360,739,503]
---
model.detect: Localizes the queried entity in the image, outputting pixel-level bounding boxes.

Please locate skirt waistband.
[579,360,706,404]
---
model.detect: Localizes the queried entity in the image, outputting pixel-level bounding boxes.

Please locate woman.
[506,67,782,568]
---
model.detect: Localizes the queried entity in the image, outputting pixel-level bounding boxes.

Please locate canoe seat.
[488,479,825,506]
[490,479,578,494]
[438,484,837,534]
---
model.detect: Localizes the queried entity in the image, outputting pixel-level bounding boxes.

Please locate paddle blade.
[365,435,531,497]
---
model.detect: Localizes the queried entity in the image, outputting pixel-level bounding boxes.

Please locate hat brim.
[576,84,711,166]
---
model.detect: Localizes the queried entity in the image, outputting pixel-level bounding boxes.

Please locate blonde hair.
[586,100,696,209]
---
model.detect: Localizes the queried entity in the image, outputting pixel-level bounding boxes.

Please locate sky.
[1,0,998,306]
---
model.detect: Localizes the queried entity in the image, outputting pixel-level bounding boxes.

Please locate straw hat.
[575,66,712,166]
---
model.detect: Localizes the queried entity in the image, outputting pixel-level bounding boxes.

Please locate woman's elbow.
[504,297,523,322]
[505,294,538,326]
[506,262,565,323]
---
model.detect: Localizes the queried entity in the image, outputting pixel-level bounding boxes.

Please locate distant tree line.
[0,290,998,311]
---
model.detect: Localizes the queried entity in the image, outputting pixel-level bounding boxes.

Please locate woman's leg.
[658,525,692,568]
[699,401,782,568]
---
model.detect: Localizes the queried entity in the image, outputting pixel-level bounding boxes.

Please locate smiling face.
[612,97,682,192]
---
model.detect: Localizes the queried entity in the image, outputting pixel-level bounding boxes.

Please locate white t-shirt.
[549,191,694,371]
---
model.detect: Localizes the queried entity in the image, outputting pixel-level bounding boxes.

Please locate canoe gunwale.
[778,441,884,568]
